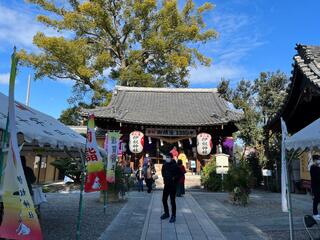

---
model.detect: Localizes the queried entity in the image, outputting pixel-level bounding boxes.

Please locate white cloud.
[0,3,61,51]
[189,64,246,86]
[0,73,10,85]
[190,5,266,85]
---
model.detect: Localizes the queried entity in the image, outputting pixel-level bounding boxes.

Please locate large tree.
[217,72,288,188]
[19,0,217,100]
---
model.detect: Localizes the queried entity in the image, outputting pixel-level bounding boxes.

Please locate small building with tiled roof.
[268,44,320,134]
[83,86,242,172]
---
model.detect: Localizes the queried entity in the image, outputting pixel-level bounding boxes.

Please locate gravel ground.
[191,190,313,240]
[39,192,125,240]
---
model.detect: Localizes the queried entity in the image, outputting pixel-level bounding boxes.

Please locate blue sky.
[0,0,319,119]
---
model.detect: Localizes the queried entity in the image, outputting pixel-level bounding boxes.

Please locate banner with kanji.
[105,131,120,183]
[0,50,43,239]
[84,114,107,192]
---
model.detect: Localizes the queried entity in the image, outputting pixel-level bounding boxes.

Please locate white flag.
[281,118,288,212]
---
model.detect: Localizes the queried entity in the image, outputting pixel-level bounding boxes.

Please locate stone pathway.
[99,191,152,240]
[140,191,226,240]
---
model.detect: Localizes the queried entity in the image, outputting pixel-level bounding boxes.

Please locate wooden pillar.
[196,157,201,174]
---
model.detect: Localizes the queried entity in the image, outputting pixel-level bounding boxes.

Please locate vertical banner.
[106,131,120,183]
[84,114,107,192]
[196,133,213,155]
[280,118,288,212]
[0,49,43,239]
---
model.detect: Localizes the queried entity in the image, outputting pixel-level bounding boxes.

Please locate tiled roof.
[83,86,242,126]
[294,44,320,89]
[267,44,320,131]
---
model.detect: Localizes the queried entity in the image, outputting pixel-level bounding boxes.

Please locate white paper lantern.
[129,131,144,153]
[196,133,213,155]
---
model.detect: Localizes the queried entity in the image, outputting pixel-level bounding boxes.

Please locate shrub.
[223,163,253,206]
[108,165,128,194]
[246,152,263,187]
[50,158,81,183]
[201,158,222,192]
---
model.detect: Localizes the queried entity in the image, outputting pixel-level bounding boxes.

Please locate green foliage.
[108,165,128,194]
[50,158,82,183]
[217,71,288,191]
[201,158,222,191]
[58,106,81,125]
[223,163,252,205]
[19,0,217,103]
[246,151,263,187]
[217,71,288,148]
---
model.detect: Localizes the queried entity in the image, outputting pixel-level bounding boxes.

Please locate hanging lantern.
[160,139,164,146]
[189,138,192,145]
[148,137,152,144]
[178,140,182,148]
[196,133,213,155]
[129,131,144,153]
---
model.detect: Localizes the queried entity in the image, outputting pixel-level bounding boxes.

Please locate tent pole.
[286,151,294,240]
[76,149,86,240]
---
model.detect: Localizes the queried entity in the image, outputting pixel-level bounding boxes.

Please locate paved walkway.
[141,191,226,240]
[100,191,226,240]
[99,191,152,240]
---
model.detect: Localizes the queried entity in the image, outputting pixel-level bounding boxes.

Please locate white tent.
[0,92,86,150]
[285,117,320,150]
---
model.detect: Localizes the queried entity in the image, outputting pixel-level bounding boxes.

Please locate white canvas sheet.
[285,117,320,150]
[0,92,85,149]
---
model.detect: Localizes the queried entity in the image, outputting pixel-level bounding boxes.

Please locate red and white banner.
[129,131,144,154]
[84,114,107,192]
[196,133,213,155]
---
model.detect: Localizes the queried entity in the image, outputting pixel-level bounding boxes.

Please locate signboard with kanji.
[196,133,213,155]
[215,154,229,174]
[146,128,196,137]
[129,131,144,153]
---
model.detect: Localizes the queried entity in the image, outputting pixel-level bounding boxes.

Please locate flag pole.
[103,156,107,214]
[76,149,86,240]
[103,133,108,214]
[0,48,17,180]
[26,74,31,106]
[0,117,9,178]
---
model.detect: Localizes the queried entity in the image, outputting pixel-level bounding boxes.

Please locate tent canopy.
[285,117,320,150]
[0,92,86,149]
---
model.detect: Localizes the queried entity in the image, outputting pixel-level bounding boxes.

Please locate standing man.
[160,153,181,223]
[310,155,320,220]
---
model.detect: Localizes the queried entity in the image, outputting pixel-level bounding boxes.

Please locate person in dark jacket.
[310,155,320,220]
[160,153,181,223]
[21,156,36,196]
